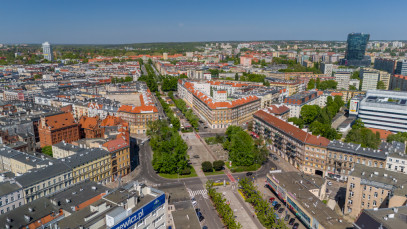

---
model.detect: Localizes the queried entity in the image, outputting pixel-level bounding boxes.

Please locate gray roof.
[48,180,110,213]
[63,147,110,168]
[0,181,21,196]
[15,160,71,188]
[351,164,407,196]
[0,198,60,229]
[355,206,407,229]
[328,140,387,160]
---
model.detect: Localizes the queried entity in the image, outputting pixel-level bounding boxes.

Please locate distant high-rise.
[395,60,407,76]
[344,33,370,67]
[42,41,53,61]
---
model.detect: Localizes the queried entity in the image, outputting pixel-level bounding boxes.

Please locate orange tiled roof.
[368,128,393,139]
[79,116,99,130]
[254,110,330,146]
[43,113,77,130]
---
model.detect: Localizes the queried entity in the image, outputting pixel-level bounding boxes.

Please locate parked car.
[271,201,278,206]
[327,181,333,186]
[274,203,281,210]
[284,214,290,221]
[278,207,285,213]
[193,155,200,158]
[289,218,295,225]
[199,215,205,222]
[195,208,201,214]
[246,172,253,176]
[269,197,275,203]
[293,223,299,229]
[202,226,208,229]
[274,213,280,220]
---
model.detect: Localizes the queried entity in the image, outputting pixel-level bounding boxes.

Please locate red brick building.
[39,113,80,147]
[79,116,104,139]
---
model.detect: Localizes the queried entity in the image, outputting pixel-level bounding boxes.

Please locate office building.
[374,58,397,74]
[349,79,360,90]
[42,42,53,61]
[395,60,407,76]
[360,69,379,91]
[320,63,333,76]
[334,72,351,90]
[345,164,407,218]
[356,90,407,133]
[344,33,370,67]
[58,182,167,229]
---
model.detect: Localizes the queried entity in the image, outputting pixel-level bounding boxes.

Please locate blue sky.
[1,0,406,44]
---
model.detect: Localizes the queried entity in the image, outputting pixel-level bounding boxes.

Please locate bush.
[180,167,191,175]
[201,161,213,172]
[41,146,53,157]
[213,160,225,171]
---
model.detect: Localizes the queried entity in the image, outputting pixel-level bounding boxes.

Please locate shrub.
[180,167,191,175]
[201,161,213,172]
[213,160,225,171]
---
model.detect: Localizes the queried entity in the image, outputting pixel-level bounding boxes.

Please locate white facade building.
[42,42,53,61]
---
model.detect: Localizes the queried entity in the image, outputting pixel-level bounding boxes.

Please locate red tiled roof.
[103,138,129,152]
[265,105,290,115]
[79,116,99,130]
[254,110,330,146]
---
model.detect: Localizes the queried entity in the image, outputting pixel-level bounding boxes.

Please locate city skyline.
[1,0,407,44]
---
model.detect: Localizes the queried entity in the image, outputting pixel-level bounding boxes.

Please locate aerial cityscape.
[1,1,407,229]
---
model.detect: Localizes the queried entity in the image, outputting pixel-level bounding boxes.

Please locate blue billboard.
[111,193,165,229]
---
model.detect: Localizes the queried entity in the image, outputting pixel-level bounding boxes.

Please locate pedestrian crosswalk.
[187,188,208,199]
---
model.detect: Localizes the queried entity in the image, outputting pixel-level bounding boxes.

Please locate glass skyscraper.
[42,41,53,61]
[344,33,370,67]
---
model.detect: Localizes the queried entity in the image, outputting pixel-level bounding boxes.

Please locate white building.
[213,90,227,102]
[334,72,351,90]
[361,69,379,91]
[320,63,333,76]
[42,41,53,61]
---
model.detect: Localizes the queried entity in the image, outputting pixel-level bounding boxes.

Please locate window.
[350,191,354,197]
[368,195,371,200]
[363,194,365,199]
[350,183,355,188]
[374,192,378,198]
[373,200,377,206]
[348,200,353,205]
[362,201,364,206]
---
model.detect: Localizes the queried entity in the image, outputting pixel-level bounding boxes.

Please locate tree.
[288,117,304,129]
[300,105,321,124]
[41,146,53,157]
[34,74,42,80]
[317,80,337,90]
[307,79,316,90]
[213,160,225,171]
[248,121,253,131]
[377,81,386,90]
[345,120,381,149]
[349,85,357,90]
[387,132,407,143]
[201,161,213,172]
[235,73,239,81]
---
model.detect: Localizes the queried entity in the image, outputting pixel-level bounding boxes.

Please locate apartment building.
[178,80,261,128]
[360,69,379,91]
[103,138,131,181]
[0,180,24,215]
[52,141,86,159]
[374,58,397,74]
[320,63,333,76]
[334,72,351,90]
[284,90,322,118]
[79,116,104,138]
[383,141,407,174]
[326,140,387,181]
[0,147,49,175]
[38,112,80,147]
[345,164,407,218]
[363,67,391,90]
[390,74,407,91]
[253,109,329,172]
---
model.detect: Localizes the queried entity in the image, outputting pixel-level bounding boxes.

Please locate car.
[327,181,333,186]
[269,197,275,203]
[284,214,290,221]
[293,223,299,229]
[202,226,208,229]
[197,211,202,217]
[193,155,200,158]
[274,203,281,210]
[289,218,295,225]
[195,208,201,214]
[198,215,205,222]
[274,213,280,220]
[278,207,285,213]
[246,172,253,176]
[271,201,278,206]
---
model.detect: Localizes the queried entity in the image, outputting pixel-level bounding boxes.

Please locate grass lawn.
[204,169,225,176]
[158,166,198,179]
[226,163,261,173]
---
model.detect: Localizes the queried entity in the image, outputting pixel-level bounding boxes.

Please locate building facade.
[344,33,370,67]
[38,112,80,147]
[42,42,53,61]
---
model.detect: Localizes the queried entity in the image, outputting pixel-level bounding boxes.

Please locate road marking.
[226,173,236,182]
[187,188,208,199]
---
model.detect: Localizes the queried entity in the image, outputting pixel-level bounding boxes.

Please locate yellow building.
[69,148,111,184]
